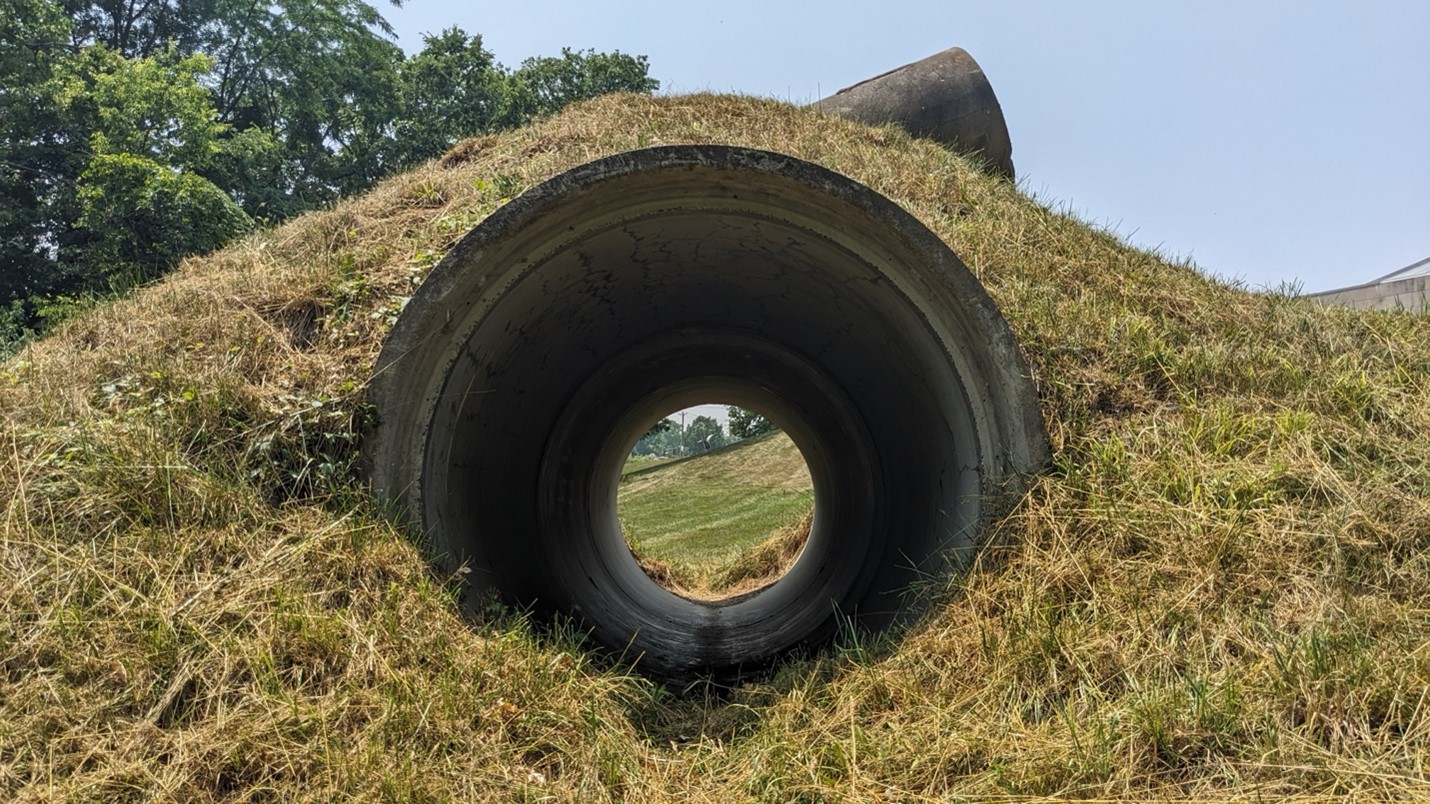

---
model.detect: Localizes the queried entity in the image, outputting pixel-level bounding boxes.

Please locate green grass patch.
[617,432,814,592]
[619,483,813,586]
[620,453,674,475]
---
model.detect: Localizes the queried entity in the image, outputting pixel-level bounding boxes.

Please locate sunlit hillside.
[619,432,813,596]
[2,93,1428,799]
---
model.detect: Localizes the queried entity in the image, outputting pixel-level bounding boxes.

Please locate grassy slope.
[2,93,1428,800]
[618,433,814,592]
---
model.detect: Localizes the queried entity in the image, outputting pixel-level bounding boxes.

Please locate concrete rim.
[368,145,1048,678]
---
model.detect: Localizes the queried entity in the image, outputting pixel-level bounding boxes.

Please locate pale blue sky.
[384,1,1427,293]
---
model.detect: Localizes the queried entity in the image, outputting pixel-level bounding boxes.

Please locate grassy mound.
[3,93,1428,799]
[618,432,814,595]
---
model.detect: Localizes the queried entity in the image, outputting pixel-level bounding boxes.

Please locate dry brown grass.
[3,92,1429,800]
[707,508,815,597]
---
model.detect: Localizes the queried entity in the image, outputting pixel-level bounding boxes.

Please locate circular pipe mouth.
[368,145,1048,679]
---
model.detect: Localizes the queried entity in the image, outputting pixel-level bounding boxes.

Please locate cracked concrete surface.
[367,146,1047,679]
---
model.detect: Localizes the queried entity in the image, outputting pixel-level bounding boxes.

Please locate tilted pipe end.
[814,47,1015,180]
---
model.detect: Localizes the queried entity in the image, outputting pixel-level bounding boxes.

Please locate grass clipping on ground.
[2,93,1428,800]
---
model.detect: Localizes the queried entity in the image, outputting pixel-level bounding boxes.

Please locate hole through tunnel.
[617,401,816,603]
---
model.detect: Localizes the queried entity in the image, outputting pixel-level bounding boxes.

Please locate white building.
[1307,257,1430,311]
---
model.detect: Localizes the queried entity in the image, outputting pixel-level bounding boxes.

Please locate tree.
[0,0,660,336]
[78,47,226,168]
[388,34,662,173]
[387,28,512,171]
[684,415,726,456]
[728,406,779,440]
[0,0,76,302]
[55,45,249,291]
[1,21,249,303]
[75,152,250,288]
[195,0,406,214]
[43,0,409,218]
[632,418,676,456]
[508,48,659,120]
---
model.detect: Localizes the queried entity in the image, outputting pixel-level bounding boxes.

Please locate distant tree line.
[727,406,777,439]
[0,0,658,349]
[632,406,780,458]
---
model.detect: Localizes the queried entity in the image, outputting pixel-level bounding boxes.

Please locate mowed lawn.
[618,432,813,588]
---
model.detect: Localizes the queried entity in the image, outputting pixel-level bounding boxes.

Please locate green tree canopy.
[0,0,659,345]
[728,406,779,440]
[684,415,727,456]
[387,28,512,171]
[509,47,659,120]
[0,0,76,302]
[75,152,251,288]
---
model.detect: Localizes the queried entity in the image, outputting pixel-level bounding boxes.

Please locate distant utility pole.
[679,411,687,456]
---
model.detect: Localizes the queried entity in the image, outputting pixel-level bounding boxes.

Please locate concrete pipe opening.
[368,145,1047,680]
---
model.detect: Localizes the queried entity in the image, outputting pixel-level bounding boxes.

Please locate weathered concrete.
[814,47,1016,179]
[367,146,1047,679]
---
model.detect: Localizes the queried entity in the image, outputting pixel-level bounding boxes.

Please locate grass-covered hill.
[3,93,1428,800]
[619,432,814,596]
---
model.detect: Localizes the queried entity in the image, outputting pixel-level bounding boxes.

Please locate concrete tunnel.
[366,51,1048,679]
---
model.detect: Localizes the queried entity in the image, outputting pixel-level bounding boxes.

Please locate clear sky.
[383,1,1427,294]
